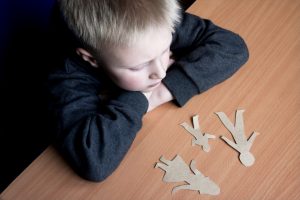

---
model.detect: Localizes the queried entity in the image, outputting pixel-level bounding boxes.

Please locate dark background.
[0,0,195,193]
[0,0,56,193]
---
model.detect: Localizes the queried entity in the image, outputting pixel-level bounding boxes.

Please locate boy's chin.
[121,87,153,93]
[121,83,160,93]
[141,84,161,93]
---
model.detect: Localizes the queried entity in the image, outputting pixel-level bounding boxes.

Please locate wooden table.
[1,0,299,199]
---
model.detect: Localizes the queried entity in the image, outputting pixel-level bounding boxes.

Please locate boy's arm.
[48,59,148,182]
[163,12,249,106]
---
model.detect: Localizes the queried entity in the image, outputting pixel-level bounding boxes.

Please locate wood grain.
[1,0,300,199]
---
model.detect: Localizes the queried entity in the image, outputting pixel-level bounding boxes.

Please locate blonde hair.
[59,0,181,53]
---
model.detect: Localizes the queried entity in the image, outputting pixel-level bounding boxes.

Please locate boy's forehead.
[104,27,173,67]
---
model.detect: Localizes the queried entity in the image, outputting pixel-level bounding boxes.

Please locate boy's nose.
[149,58,166,79]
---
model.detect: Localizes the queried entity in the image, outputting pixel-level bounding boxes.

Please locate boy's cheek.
[115,76,146,91]
[168,58,175,68]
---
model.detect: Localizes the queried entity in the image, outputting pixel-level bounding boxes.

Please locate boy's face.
[100,26,173,92]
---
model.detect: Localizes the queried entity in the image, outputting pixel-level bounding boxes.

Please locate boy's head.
[60,0,181,92]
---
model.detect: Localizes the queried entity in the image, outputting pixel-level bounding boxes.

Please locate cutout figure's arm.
[220,136,240,152]
[246,132,259,150]
[205,133,216,139]
[190,160,204,177]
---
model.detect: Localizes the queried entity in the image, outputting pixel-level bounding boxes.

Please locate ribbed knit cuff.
[163,67,199,107]
[116,91,149,116]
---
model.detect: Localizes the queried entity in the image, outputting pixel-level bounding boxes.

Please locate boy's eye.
[129,66,143,71]
[129,63,149,71]
[129,67,143,71]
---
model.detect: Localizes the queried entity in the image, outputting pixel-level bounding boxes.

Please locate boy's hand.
[146,83,173,112]
[142,91,153,100]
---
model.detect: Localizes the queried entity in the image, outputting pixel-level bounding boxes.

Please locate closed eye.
[127,47,170,71]
[129,62,150,71]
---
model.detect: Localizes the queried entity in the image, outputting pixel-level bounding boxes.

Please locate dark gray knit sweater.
[48,12,249,182]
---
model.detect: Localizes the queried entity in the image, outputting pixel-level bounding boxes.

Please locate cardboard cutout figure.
[215,109,259,167]
[180,115,216,152]
[155,155,220,195]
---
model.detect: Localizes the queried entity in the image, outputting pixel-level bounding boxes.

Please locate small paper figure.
[180,115,216,152]
[215,109,259,167]
[155,155,220,195]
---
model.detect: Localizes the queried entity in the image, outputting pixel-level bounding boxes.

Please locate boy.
[48,0,249,182]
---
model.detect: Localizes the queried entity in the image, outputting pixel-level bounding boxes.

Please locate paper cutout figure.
[155,155,220,195]
[180,115,216,152]
[215,109,259,167]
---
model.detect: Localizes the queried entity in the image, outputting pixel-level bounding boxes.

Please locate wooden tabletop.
[1,0,299,199]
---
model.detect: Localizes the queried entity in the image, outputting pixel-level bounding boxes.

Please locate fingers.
[142,91,153,100]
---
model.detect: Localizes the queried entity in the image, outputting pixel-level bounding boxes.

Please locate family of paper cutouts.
[156,109,259,196]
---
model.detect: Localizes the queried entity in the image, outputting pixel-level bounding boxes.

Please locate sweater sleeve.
[163,13,249,106]
[48,59,148,182]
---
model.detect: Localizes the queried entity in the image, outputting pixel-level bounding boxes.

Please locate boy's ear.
[76,48,98,68]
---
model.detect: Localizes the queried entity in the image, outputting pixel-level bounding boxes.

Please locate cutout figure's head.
[239,151,255,167]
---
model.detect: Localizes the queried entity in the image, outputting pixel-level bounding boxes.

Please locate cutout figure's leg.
[172,184,192,194]
[192,115,200,130]
[180,122,198,136]
[155,162,168,171]
[233,110,247,143]
[159,156,172,165]
[215,112,236,134]
[235,110,245,134]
